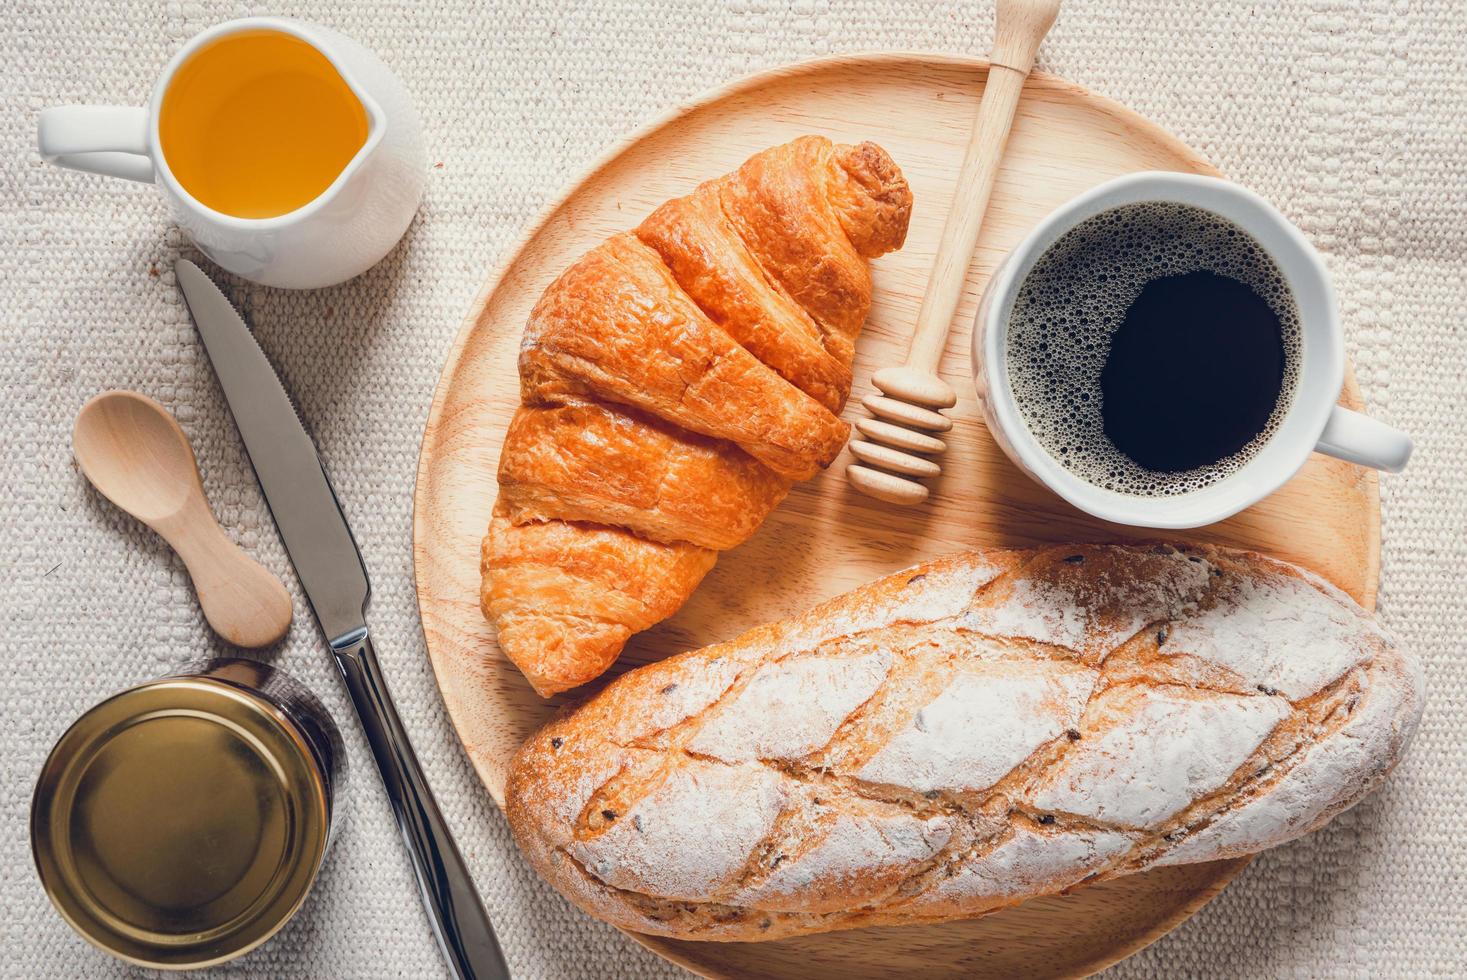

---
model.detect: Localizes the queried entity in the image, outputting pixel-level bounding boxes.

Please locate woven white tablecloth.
[4,0,1464,976]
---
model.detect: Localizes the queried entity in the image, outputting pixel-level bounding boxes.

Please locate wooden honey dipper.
[847,0,1061,505]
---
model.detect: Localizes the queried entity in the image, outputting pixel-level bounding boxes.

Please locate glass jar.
[31,657,345,968]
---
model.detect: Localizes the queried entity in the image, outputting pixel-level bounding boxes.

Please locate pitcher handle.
[1315,405,1413,473]
[38,106,154,183]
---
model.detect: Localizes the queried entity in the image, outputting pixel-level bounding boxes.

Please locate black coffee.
[1006,202,1300,497]
[1100,270,1285,472]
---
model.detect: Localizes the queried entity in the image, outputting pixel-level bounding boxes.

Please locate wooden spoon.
[73,390,292,648]
[846,0,1062,505]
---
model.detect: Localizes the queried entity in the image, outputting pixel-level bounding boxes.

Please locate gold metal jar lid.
[31,676,331,969]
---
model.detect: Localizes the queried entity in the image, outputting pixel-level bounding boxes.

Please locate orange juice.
[160,30,369,219]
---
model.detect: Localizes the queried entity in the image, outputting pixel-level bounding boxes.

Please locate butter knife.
[175,260,510,980]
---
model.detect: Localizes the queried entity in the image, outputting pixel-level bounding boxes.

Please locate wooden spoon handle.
[161,507,293,649]
[905,0,1060,375]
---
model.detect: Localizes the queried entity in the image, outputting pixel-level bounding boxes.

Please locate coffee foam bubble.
[1005,202,1300,497]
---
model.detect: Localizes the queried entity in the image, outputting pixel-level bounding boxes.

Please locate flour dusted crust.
[506,543,1423,941]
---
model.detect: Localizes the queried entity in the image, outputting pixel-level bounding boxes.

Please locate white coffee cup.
[971,171,1411,530]
[37,17,425,289]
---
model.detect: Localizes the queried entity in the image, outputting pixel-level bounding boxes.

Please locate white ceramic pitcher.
[38,18,425,289]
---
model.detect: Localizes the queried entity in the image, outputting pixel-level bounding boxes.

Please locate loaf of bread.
[507,542,1422,941]
[483,136,912,697]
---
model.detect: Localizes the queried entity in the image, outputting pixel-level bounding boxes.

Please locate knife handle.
[333,632,511,980]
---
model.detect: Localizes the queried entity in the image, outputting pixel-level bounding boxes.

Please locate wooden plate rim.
[411,51,1381,980]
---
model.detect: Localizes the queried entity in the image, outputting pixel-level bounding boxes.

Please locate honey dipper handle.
[905,0,1060,376]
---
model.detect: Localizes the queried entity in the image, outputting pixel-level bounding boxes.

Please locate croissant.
[483,137,912,696]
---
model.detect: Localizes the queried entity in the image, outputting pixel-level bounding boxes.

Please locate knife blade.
[176,260,510,980]
[175,260,369,643]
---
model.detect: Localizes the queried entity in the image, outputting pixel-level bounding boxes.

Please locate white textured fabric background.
[3,0,1464,976]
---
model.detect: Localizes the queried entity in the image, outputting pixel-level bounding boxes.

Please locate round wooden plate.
[414,53,1379,980]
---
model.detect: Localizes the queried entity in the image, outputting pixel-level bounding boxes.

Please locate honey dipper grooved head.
[849,439,942,477]
[855,418,946,455]
[862,394,953,432]
[850,367,955,505]
[846,464,930,505]
[871,366,957,409]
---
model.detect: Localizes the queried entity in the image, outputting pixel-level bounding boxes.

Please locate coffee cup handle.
[1315,405,1413,473]
[38,106,154,183]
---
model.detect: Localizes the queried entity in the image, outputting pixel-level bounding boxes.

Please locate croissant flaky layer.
[485,137,912,696]
[506,543,1423,941]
